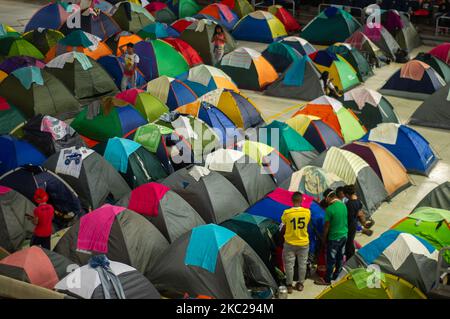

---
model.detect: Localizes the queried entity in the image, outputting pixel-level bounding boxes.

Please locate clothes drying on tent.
[55,259,161,299]
[167,0,201,18]
[97,55,146,89]
[0,186,35,252]
[327,43,374,82]
[162,166,249,224]
[414,182,450,211]
[232,11,287,43]
[24,2,75,32]
[342,141,411,198]
[360,23,401,61]
[301,7,360,45]
[179,19,237,65]
[133,39,189,81]
[46,52,118,103]
[380,10,421,53]
[112,1,155,33]
[22,29,65,56]
[0,135,46,175]
[341,86,400,130]
[310,50,360,93]
[137,22,180,40]
[146,75,198,110]
[220,47,278,91]
[178,64,238,97]
[151,224,277,299]
[171,17,198,33]
[360,123,438,176]
[310,146,388,214]
[285,114,345,153]
[345,31,384,68]
[259,120,318,169]
[117,182,205,243]
[261,41,302,73]
[197,3,239,31]
[162,37,203,67]
[0,165,83,216]
[104,32,143,56]
[44,149,130,210]
[145,2,177,24]
[220,0,254,18]
[0,97,26,135]
[96,137,168,188]
[268,5,300,32]
[265,55,325,101]
[205,149,276,205]
[0,37,45,60]
[379,60,446,100]
[54,204,169,281]
[59,8,121,40]
[344,230,438,294]
[237,140,294,186]
[409,84,450,130]
[414,52,450,83]
[293,96,366,143]
[0,246,76,289]
[280,36,316,56]
[429,43,450,65]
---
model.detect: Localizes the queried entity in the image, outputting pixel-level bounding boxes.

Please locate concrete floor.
[3,0,450,299]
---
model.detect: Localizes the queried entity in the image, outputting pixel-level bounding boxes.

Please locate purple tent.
[0,57,45,74]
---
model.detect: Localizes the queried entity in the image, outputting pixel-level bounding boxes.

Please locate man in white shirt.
[120,43,140,91]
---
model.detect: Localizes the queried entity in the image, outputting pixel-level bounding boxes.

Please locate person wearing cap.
[315,189,348,286]
[28,188,54,250]
[280,192,311,293]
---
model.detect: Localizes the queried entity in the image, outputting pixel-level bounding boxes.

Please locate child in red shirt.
[28,188,54,250]
[211,25,226,65]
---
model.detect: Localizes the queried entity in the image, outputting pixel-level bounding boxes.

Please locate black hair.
[323,188,336,200]
[213,25,223,36]
[336,186,345,194]
[344,184,357,196]
[126,43,134,48]
[292,192,302,203]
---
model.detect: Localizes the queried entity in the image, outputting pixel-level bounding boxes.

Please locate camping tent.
[55,260,161,299]
[180,19,237,65]
[310,147,388,214]
[204,149,276,205]
[22,29,65,55]
[0,37,45,60]
[171,17,197,33]
[409,84,450,130]
[220,47,278,91]
[360,123,438,176]
[327,43,373,82]
[117,182,204,243]
[280,36,316,56]
[167,0,201,18]
[0,97,25,135]
[0,165,83,217]
[146,75,198,110]
[360,23,401,61]
[137,22,180,39]
[429,43,450,65]
[0,24,19,38]
[380,10,421,53]
[145,2,177,24]
[162,165,249,224]
[232,11,287,43]
[132,91,169,122]
[341,86,400,130]
[54,204,169,280]
[151,224,277,299]
[0,135,46,175]
[345,31,384,67]
[220,0,253,18]
[265,55,325,101]
[46,52,118,103]
[25,2,74,32]
[261,41,302,73]
[301,7,360,45]
[414,52,450,83]
[43,149,131,210]
[162,37,203,67]
[0,186,35,252]
[379,60,446,100]
[112,1,155,33]
[97,55,147,89]
[310,50,360,93]
[342,141,411,198]
[0,56,45,75]
[414,182,450,211]
[260,120,318,169]
[293,96,366,143]
[267,5,300,32]
[345,230,438,293]
[197,3,239,30]
[104,32,143,56]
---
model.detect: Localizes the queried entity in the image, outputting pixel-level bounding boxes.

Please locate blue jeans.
[326,237,347,283]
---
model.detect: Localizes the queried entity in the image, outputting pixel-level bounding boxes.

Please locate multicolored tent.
[345,31,384,67]
[179,19,237,65]
[0,97,26,135]
[137,22,180,39]
[0,37,44,60]
[310,50,360,93]
[105,32,143,56]
[133,39,189,81]
[414,182,450,211]
[327,43,373,82]
[360,23,401,61]
[0,66,81,120]
[0,56,45,75]
[22,29,65,56]
[261,41,302,73]
[360,123,438,176]
[112,1,155,33]
[310,146,388,214]
[232,11,287,43]
[161,37,203,67]
[146,75,198,110]
[25,2,74,32]
[379,60,446,100]
[341,87,400,130]
[171,17,197,33]
[429,43,450,65]
[162,166,249,223]
[267,5,300,32]
[151,224,277,298]
[145,2,177,24]
[54,204,169,280]
[380,10,421,53]
[220,47,278,91]
[301,7,360,45]
[220,0,253,18]
[414,52,450,83]
[293,96,366,143]
[280,36,316,56]
[117,182,205,243]
[197,3,239,30]
[0,186,35,252]
[167,0,202,18]
[97,55,147,89]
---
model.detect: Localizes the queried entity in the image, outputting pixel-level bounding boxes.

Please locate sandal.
[295,282,304,291]
[287,285,294,294]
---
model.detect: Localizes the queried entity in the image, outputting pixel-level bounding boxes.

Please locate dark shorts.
[30,235,51,250]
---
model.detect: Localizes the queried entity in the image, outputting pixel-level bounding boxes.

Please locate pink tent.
[429,43,450,65]
[127,182,170,217]
[115,88,144,105]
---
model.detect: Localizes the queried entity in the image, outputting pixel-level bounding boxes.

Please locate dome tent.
[429,43,450,65]
[380,9,421,53]
[280,36,316,56]
[345,31,385,67]
[360,23,401,61]
[0,97,26,135]
[267,5,300,32]
[162,37,203,67]
[25,2,74,32]
[137,22,180,39]
[220,0,253,18]
[104,32,143,56]
[146,75,198,110]
[261,41,302,73]
[232,11,287,43]
[413,182,450,211]
[167,0,202,19]
[22,29,65,56]
[145,2,177,24]
[327,43,374,82]
[414,52,450,83]
[197,3,239,31]
[112,1,155,33]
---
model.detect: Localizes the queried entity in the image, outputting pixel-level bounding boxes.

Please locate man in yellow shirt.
[281,192,311,293]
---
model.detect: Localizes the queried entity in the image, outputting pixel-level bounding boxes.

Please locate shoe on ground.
[365,219,375,229]
[362,228,373,236]
[295,282,304,291]
[314,278,331,286]
[287,285,294,294]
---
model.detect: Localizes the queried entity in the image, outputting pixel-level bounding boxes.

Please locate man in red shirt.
[28,188,54,250]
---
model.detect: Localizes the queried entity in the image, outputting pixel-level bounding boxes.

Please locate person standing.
[28,188,54,250]
[315,189,348,286]
[281,192,311,293]
[211,25,226,65]
[120,43,140,91]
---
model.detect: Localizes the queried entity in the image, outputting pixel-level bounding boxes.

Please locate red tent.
[171,17,197,33]
[268,5,300,32]
[429,43,450,65]
[162,37,203,67]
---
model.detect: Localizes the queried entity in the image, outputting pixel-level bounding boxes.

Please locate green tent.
[170,0,201,18]
[22,29,65,55]
[415,52,450,83]
[261,41,302,73]
[0,37,44,60]
[391,207,450,263]
[260,120,318,169]
[112,2,155,33]
[301,7,360,45]
[134,92,169,122]
[0,66,80,119]
[0,98,26,135]
[328,43,373,82]
[317,268,426,299]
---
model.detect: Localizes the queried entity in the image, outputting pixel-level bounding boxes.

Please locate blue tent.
[0,135,46,175]
[232,11,287,43]
[147,76,198,110]
[138,22,180,39]
[97,55,146,90]
[360,124,438,176]
[25,2,71,32]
